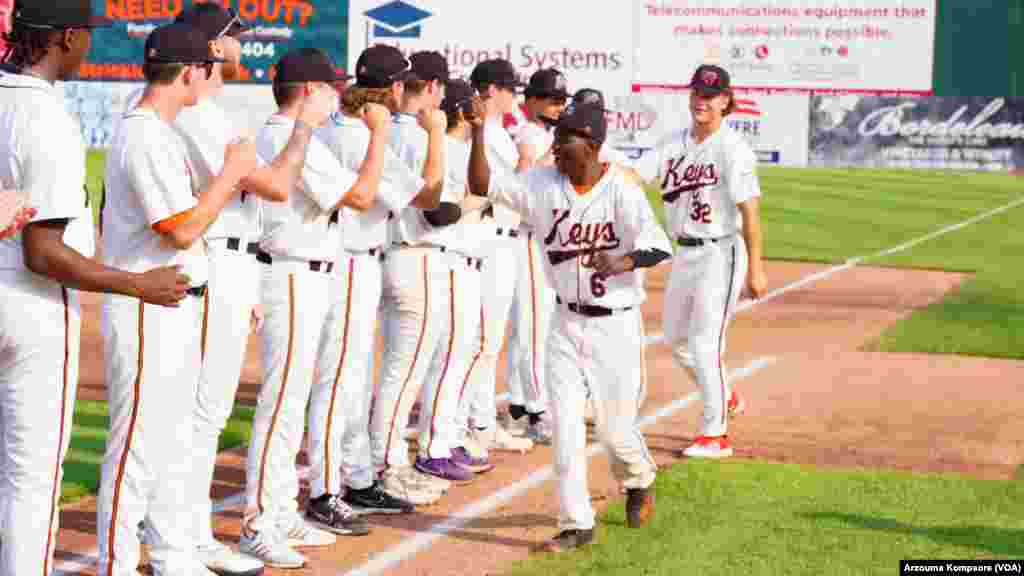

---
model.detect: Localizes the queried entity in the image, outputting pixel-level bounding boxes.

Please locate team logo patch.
[701,70,720,87]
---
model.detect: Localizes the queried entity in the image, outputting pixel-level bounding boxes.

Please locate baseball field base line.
[343,356,778,576]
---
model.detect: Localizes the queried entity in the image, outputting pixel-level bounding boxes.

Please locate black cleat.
[342,483,416,515]
[305,494,371,536]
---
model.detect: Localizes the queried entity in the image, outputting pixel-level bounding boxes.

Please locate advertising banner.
[346,0,633,97]
[77,0,348,82]
[809,95,1024,171]
[614,92,810,168]
[632,0,935,94]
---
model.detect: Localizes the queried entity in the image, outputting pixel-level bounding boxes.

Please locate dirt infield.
[55,260,1024,575]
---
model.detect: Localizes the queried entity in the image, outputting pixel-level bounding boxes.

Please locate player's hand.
[298,85,339,127]
[0,189,35,239]
[361,102,391,132]
[591,251,632,279]
[417,108,447,133]
[224,137,259,182]
[250,304,265,332]
[746,264,768,300]
[465,96,486,129]
[135,265,190,307]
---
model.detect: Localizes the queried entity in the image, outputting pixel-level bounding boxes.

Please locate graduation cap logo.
[364,0,433,39]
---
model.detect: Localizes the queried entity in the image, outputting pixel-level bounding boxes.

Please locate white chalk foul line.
[646,194,1024,346]
[342,356,778,576]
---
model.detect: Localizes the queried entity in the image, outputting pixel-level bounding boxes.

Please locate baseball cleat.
[196,541,265,576]
[502,405,529,437]
[451,446,495,474]
[415,456,475,484]
[342,483,416,515]
[492,424,534,453]
[239,528,306,569]
[728,390,746,416]
[538,529,595,553]
[305,494,371,536]
[626,487,655,528]
[379,467,443,506]
[524,416,554,445]
[681,436,734,459]
[278,513,337,547]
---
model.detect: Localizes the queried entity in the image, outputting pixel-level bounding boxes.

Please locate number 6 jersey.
[489,164,672,309]
[643,123,760,241]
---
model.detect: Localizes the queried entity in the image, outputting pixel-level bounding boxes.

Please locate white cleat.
[524,417,554,446]
[239,528,306,569]
[492,424,534,453]
[279,514,336,548]
[681,436,734,459]
[380,467,443,506]
[196,541,264,576]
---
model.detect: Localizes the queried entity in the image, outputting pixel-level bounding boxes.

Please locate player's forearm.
[337,126,386,213]
[468,125,491,197]
[739,200,764,272]
[23,230,142,297]
[240,120,314,202]
[171,171,242,248]
[412,129,445,209]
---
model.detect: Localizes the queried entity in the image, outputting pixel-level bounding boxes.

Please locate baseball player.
[499,68,570,443]
[467,98,669,553]
[96,22,260,576]
[164,5,339,575]
[465,58,538,453]
[642,65,767,459]
[0,190,35,239]
[371,49,478,490]
[241,48,392,569]
[0,4,192,576]
[313,44,444,512]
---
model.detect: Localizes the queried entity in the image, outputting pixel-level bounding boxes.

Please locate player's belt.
[677,236,720,247]
[255,251,335,274]
[555,295,632,318]
[223,237,260,255]
[495,227,519,238]
[186,284,207,298]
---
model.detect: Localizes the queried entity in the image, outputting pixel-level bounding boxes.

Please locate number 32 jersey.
[643,123,760,240]
[489,165,672,309]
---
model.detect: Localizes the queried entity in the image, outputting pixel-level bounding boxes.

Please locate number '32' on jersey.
[488,165,672,309]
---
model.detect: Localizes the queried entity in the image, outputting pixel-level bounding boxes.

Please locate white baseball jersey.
[317,113,423,253]
[489,165,671,309]
[443,135,489,259]
[256,114,356,261]
[484,116,522,229]
[514,121,554,164]
[388,113,458,247]
[102,107,208,286]
[173,97,262,241]
[644,123,760,241]
[0,71,94,268]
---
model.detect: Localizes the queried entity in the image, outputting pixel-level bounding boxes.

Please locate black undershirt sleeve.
[627,248,671,269]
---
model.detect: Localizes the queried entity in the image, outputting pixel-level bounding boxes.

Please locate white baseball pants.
[664,236,748,438]
[371,247,449,470]
[549,305,656,532]
[505,230,555,414]
[191,243,260,546]
[97,295,201,576]
[244,262,340,533]
[0,273,80,576]
[455,302,489,451]
[417,253,482,459]
[310,250,383,495]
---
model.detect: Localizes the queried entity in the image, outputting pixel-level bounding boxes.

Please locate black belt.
[555,295,632,317]
[677,236,720,247]
[186,284,207,298]
[463,256,482,271]
[256,251,334,274]
[350,247,384,260]
[495,227,519,238]
[224,238,260,255]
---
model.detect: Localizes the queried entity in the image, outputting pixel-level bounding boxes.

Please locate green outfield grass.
[504,461,1024,576]
[646,166,1024,359]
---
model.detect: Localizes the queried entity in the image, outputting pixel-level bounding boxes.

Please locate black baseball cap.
[409,51,449,83]
[554,102,606,144]
[524,68,569,100]
[274,48,350,83]
[686,64,731,95]
[441,78,474,113]
[541,87,610,128]
[145,22,225,64]
[470,59,525,91]
[174,3,249,40]
[12,0,113,29]
[354,44,414,88]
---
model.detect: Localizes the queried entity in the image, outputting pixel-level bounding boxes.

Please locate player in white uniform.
[313,44,444,512]
[97,22,261,576]
[498,68,569,443]
[0,4,189,576]
[468,99,670,553]
[168,6,345,575]
[643,65,767,459]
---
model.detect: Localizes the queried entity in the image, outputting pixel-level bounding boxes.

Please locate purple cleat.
[451,447,495,474]
[415,456,475,484]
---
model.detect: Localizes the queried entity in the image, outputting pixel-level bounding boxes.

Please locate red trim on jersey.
[151,208,194,235]
[256,274,296,515]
